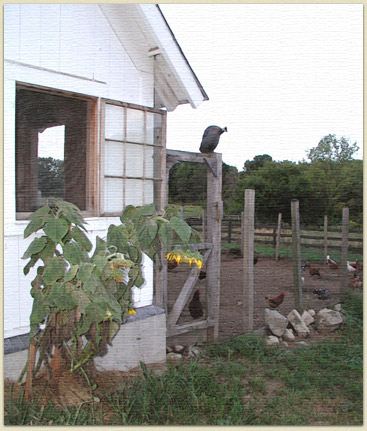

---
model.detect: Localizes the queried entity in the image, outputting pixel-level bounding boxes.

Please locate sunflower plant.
[21,199,202,400]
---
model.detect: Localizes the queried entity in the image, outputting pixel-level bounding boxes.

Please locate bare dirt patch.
[168,252,348,341]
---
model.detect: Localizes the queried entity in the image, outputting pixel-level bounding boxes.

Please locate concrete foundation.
[4,305,166,381]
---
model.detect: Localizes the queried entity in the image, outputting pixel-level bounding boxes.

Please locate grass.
[222,242,363,264]
[5,292,362,425]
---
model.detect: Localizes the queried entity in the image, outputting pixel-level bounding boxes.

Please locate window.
[103,101,166,215]
[15,86,96,217]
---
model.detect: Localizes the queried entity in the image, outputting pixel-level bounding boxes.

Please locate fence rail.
[185,215,363,254]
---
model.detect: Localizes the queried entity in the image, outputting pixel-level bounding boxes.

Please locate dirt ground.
[168,251,349,341]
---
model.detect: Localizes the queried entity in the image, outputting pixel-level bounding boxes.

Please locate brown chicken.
[349,273,363,288]
[306,263,321,278]
[265,291,286,309]
[189,289,204,319]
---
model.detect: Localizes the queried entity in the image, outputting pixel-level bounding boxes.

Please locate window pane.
[105,104,124,141]
[104,177,123,213]
[126,108,144,143]
[143,180,154,205]
[38,125,65,205]
[146,112,154,145]
[125,179,143,206]
[125,143,144,177]
[145,145,154,178]
[105,141,124,177]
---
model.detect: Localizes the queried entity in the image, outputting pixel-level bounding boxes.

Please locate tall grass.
[5,293,362,425]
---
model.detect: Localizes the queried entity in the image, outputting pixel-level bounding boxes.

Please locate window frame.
[15,83,99,220]
[100,99,167,217]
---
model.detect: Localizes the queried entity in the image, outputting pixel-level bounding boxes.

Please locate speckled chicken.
[199,125,227,153]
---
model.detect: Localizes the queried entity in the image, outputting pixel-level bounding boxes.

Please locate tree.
[307,134,359,163]
[38,157,64,198]
[243,154,273,172]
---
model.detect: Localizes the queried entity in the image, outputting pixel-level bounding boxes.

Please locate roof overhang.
[99,4,208,111]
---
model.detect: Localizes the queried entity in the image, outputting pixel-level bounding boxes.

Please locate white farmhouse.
[4,4,208,379]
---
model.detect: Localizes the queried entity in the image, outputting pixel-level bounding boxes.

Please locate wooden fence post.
[275,213,282,262]
[291,199,304,313]
[206,154,222,340]
[243,189,255,333]
[241,211,244,254]
[323,215,328,265]
[202,208,206,240]
[227,219,232,243]
[181,205,185,220]
[341,208,349,292]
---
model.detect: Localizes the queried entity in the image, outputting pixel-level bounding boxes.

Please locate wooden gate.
[155,150,222,340]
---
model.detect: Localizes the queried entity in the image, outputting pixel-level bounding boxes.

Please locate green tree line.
[168,135,363,227]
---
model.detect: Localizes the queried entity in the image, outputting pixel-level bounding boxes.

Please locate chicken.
[304,263,321,277]
[167,260,178,271]
[189,289,204,319]
[313,288,331,300]
[198,270,206,280]
[349,259,363,271]
[199,125,227,154]
[347,261,358,273]
[327,255,339,269]
[265,291,285,309]
[349,273,363,288]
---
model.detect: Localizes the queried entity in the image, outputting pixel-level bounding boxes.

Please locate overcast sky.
[160,4,363,170]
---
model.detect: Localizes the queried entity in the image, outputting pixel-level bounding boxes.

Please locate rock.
[188,347,201,358]
[301,310,315,326]
[166,352,182,362]
[316,308,344,332]
[296,341,308,346]
[252,326,269,336]
[265,309,288,337]
[307,309,315,317]
[282,328,295,342]
[287,309,310,337]
[281,340,289,347]
[266,335,280,346]
[334,304,342,312]
[166,346,173,353]
[173,344,185,353]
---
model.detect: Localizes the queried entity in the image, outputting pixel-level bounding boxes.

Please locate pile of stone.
[166,344,202,362]
[262,304,345,347]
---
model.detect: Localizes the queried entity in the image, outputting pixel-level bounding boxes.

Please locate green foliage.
[22,199,201,379]
[307,134,359,162]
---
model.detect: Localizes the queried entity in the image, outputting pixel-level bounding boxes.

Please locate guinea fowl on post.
[199,125,227,154]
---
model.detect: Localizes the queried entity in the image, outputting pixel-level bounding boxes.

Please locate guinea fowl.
[313,288,331,300]
[189,289,204,319]
[199,125,227,154]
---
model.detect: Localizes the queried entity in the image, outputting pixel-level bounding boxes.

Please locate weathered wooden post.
[341,208,349,291]
[291,199,304,312]
[241,211,244,254]
[202,208,206,240]
[275,213,282,262]
[227,219,232,243]
[243,189,255,333]
[323,215,328,265]
[206,154,222,340]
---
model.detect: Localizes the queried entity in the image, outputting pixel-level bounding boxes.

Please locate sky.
[159,4,363,171]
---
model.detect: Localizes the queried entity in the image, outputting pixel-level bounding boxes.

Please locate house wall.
[4,4,157,337]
